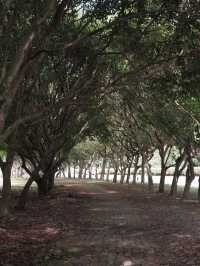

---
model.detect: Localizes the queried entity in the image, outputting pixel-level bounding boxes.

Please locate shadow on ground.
[0,182,200,266]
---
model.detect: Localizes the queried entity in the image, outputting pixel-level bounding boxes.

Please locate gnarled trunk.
[36,170,55,196]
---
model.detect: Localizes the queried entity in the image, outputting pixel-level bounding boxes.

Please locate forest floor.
[0,181,200,266]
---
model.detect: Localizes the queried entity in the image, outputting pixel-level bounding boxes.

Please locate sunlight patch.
[121,260,133,266]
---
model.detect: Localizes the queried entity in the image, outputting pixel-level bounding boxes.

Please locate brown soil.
[0,182,200,266]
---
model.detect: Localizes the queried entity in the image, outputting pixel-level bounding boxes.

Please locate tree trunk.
[141,154,145,184]
[0,149,14,216]
[132,154,139,184]
[106,167,110,182]
[83,167,87,179]
[198,176,200,202]
[47,172,54,191]
[113,166,119,183]
[170,173,178,197]
[37,178,48,196]
[2,154,14,199]
[170,154,187,197]
[146,163,154,191]
[95,165,98,180]
[68,163,71,179]
[132,166,139,184]
[182,152,195,200]
[183,179,193,200]
[73,164,76,179]
[100,158,106,180]
[16,177,34,210]
[78,164,83,179]
[89,168,92,179]
[126,163,132,184]
[159,165,166,193]
[120,169,126,184]
[36,170,55,196]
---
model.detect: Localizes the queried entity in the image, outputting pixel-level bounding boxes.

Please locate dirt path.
[0,182,200,266]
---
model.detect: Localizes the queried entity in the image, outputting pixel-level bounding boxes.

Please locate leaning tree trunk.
[170,154,187,197]
[183,178,193,200]
[170,173,178,197]
[16,177,34,210]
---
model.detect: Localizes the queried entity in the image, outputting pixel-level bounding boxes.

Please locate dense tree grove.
[1,0,200,216]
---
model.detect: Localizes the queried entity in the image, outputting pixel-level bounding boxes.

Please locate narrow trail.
[1,182,200,266]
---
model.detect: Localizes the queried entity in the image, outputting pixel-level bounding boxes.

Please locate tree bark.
[2,150,14,199]
[198,176,200,202]
[120,169,126,184]
[73,164,76,179]
[78,163,83,179]
[95,165,98,180]
[83,167,87,179]
[100,158,106,180]
[170,153,187,197]
[159,165,166,193]
[126,161,132,184]
[68,163,71,179]
[141,154,145,184]
[183,178,193,200]
[16,177,34,210]
[113,165,119,183]
[182,147,195,200]
[132,154,140,184]
[106,162,110,182]
[146,163,154,191]
[36,170,55,196]
[0,149,14,216]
